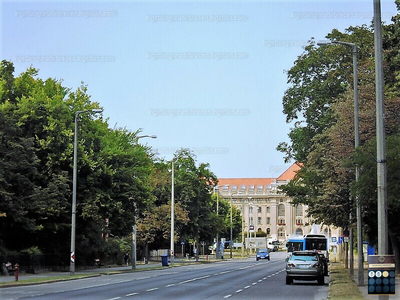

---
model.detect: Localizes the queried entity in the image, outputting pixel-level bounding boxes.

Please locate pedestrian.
[124,252,130,266]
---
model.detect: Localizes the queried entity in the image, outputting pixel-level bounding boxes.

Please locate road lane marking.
[244,285,251,289]
[166,283,176,287]
[224,295,232,298]
[108,298,121,300]
[236,289,243,293]
[126,292,139,296]
[147,288,159,292]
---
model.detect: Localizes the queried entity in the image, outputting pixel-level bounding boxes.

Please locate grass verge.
[328,263,365,300]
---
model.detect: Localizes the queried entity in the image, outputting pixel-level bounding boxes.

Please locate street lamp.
[213,185,220,259]
[70,109,102,275]
[317,40,363,285]
[171,159,176,264]
[229,191,237,259]
[132,134,157,270]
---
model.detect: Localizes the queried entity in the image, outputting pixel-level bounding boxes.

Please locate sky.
[1,0,398,179]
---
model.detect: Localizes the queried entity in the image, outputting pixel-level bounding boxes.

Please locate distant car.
[256,248,270,261]
[285,251,325,285]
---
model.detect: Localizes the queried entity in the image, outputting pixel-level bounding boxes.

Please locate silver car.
[285,251,325,285]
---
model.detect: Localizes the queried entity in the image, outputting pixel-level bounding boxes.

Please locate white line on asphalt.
[126,292,139,296]
[244,285,251,289]
[166,283,176,287]
[108,297,121,300]
[224,294,232,298]
[147,288,159,292]
[252,282,257,285]
[236,289,243,293]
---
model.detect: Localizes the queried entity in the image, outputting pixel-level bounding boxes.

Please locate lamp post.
[229,191,237,259]
[213,186,220,259]
[248,197,253,254]
[171,160,175,264]
[70,109,102,275]
[132,134,157,270]
[317,40,363,285]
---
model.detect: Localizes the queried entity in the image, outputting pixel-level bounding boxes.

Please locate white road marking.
[147,288,159,292]
[126,292,139,296]
[236,289,243,293]
[224,294,232,298]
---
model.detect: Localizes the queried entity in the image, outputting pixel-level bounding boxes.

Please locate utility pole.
[374,1,388,297]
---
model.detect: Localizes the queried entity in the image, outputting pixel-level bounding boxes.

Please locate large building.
[217,163,333,244]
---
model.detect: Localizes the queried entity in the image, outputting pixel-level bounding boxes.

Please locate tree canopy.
[0,61,240,265]
[278,4,400,271]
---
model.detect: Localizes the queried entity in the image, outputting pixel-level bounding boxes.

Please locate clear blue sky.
[1,0,397,178]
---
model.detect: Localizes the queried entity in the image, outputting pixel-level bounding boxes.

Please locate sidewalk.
[0,257,214,285]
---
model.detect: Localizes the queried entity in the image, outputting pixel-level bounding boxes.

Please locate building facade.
[217,163,335,244]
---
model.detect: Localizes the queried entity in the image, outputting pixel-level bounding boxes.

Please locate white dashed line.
[224,295,232,298]
[126,293,139,297]
[147,288,159,292]
[236,289,243,293]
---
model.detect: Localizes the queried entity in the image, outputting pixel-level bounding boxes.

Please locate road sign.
[70,251,75,263]
[344,237,349,243]
[249,225,254,232]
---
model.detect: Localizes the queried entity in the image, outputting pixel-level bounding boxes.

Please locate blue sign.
[338,237,343,244]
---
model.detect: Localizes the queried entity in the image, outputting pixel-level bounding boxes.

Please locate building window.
[257,207,262,213]
[266,206,270,213]
[295,228,303,235]
[266,217,270,224]
[296,204,303,217]
[278,228,285,237]
[278,219,285,225]
[258,217,262,225]
[249,206,253,214]
[267,228,271,235]
[278,204,285,217]
[296,218,303,225]
[250,217,254,225]
[280,198,284,203]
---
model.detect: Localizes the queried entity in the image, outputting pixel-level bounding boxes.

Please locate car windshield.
[290,255,318,261]
[258,249,268,253]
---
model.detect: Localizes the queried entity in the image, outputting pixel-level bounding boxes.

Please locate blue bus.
[286,236,305,252]
[287,234,328,253]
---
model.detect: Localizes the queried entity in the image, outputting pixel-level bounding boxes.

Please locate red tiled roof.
[276,162,302,181]
[217,163,301,187]
[218,178,274,187]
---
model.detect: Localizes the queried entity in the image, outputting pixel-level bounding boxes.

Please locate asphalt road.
[1,252,329,300]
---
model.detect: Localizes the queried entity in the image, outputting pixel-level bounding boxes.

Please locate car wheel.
[256,258,259,261]
[317,276,324,285]
[268,257,270,261]
[286,277,293,285]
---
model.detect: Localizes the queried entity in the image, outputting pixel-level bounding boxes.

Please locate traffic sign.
[70,251,75,263]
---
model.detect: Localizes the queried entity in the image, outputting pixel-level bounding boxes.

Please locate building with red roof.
[216,163,334,248]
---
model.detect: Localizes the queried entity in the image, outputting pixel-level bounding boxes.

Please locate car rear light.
[311,262,320,268]
[287,263,296,268]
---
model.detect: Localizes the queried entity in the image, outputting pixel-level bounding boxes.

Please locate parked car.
[256,248,270,261]
[285,251,325,285]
